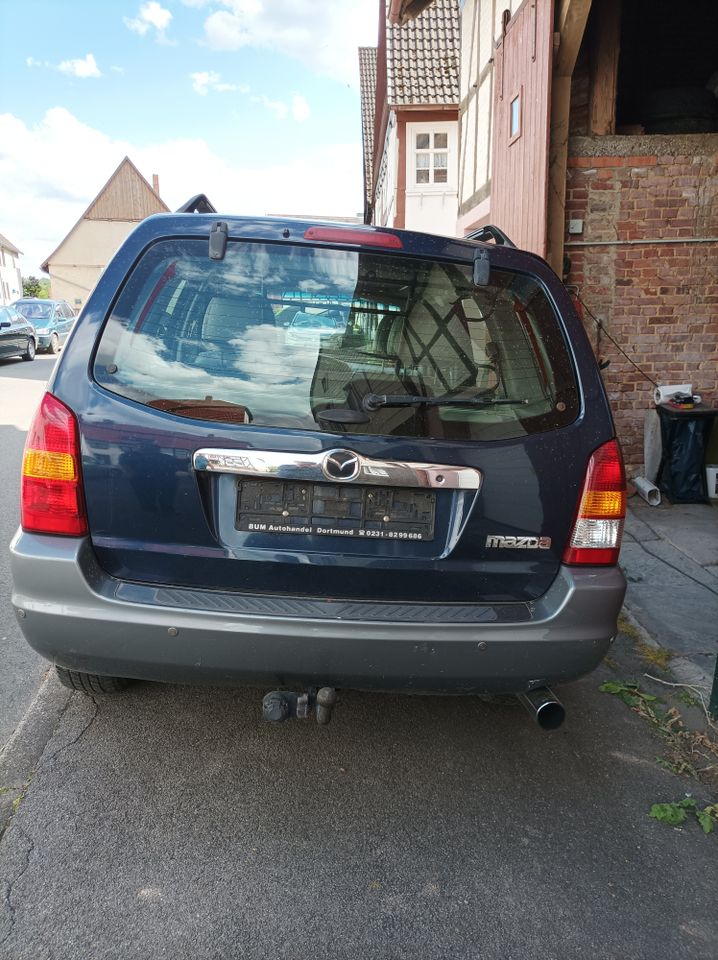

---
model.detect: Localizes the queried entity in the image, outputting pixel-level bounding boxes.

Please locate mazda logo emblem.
[322,450,361,482]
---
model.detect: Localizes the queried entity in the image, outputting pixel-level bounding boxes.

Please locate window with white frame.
[415,132,449,184]
[509,89,522,143]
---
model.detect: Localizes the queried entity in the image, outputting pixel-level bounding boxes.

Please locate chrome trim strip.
[193,448,482,490]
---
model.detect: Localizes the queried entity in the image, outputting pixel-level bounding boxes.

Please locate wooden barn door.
[490,1,554,257]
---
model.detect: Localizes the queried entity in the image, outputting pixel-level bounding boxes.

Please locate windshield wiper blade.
[362,393,528,411]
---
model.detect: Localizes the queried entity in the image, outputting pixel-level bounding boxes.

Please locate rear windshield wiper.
[361,393,529,411]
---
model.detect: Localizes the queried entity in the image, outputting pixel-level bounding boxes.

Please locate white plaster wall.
[0,253,23,304]
[459,0,528,234]
[461,92,478,205]
[404,120,459,236]
[373,113,398,228]
[46,219,141,309]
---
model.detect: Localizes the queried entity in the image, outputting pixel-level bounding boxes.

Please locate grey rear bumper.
[10,531,626,693]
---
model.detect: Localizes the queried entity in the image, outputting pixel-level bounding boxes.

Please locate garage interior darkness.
[616,0,718,132]
[570,0,718,137]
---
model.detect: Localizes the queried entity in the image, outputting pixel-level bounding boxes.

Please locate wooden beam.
[547,76,573,273]
[389,0,433,26]
[555,0,592,76]
[589,0,621,135]
[547,0,593,273]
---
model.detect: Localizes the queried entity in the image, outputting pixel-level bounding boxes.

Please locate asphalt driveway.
[0,356,55,749]
[1,662,716,960]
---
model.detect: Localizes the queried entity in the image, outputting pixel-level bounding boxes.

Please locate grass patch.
[617,612,672,670]
[635,641,673,671]
[675,689,701,710]
[601,680,718,789]
[617,613,643,642]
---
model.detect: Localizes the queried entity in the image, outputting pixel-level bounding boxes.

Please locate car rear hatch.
[60,219,615,605]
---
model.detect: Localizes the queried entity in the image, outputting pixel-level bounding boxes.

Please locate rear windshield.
[94,238,579,441]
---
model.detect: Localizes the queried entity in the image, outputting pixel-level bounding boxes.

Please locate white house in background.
[359,0,460,236]
[41,157,168,311]
[0,234,23,305]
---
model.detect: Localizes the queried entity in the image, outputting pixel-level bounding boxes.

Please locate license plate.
[236,479,436,541]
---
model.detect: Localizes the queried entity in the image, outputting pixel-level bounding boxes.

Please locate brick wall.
[564,135,718,473]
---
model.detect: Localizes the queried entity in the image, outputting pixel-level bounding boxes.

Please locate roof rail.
[176,194,217,214]
[465,224,515,247]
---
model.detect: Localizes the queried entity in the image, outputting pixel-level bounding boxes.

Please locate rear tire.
[22,338,36,361]
[55,666,133,695]
[49,332,60,355]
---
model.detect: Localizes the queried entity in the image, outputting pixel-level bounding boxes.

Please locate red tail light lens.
[21,393,88,536]
[303,226,403,249]
[563,439,626,566]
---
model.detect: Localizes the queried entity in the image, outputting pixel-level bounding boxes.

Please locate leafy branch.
[649,797,718,835]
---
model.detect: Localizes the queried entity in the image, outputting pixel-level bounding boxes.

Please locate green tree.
[22,276,42,297]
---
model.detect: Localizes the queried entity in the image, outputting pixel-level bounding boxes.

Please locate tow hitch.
[262,687,338,726]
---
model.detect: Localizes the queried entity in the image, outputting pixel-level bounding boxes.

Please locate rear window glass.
[94,239,579,441]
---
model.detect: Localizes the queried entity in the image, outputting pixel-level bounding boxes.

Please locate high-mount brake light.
[563,439,626,566]
[21,393,88,536]
[303,226,403,249]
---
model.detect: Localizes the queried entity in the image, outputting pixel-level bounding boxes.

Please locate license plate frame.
[236,478,436,541]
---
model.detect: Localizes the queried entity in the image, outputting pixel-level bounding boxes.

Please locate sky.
[0,0,380,275]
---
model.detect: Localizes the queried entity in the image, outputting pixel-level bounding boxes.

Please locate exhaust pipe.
[517,687,565,731]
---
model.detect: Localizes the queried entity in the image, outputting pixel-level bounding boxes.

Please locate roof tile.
[387,0,459,106]
[358,46,378,205]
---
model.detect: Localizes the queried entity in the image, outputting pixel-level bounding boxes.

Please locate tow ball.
[262,687,338,726]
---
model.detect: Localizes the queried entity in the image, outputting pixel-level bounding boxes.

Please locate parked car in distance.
[11,298,75,354]
[285,309,346,347]
[0,304,36,362]
[10,204,627,731]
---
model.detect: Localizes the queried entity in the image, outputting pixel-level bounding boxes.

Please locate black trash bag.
[658,414,712,504]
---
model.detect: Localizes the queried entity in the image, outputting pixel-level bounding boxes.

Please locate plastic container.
[633,475,661,506]
[706,465,718,500]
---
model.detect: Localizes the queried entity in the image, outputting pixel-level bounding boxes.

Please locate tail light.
[563,439,626,566]
[303,226,403,249]
[21,393,88,536]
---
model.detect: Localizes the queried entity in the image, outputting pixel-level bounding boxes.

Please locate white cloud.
[0,108,363,275]
[58,53,102,79]
[124,2,173,43]
[250,94,288,120]
[190,70,238,95]
[111,65,125,74]
[291,94,310,122]
[28,54,102,77]
[189,70,237,97]
[201,0,377,86]
[189,72,306,120]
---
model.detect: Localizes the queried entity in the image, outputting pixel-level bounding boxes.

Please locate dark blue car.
[10,206,626,729]
[0,304,36,361]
